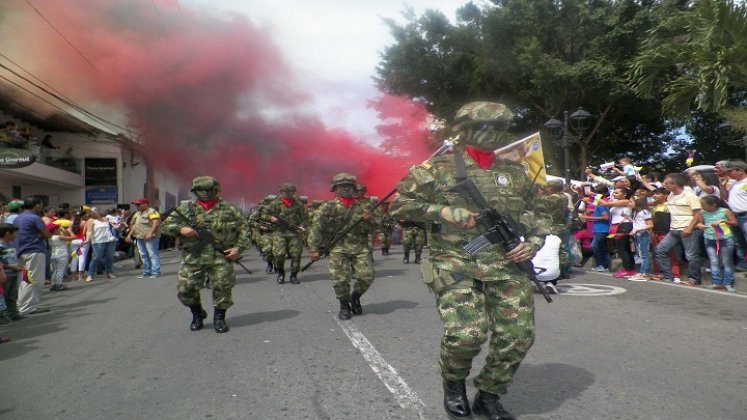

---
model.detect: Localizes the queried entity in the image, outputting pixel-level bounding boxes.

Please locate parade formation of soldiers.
[161,101,559,420]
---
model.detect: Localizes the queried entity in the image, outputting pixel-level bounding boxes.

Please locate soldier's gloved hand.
[270,216,278,223]
[361,210,373,220]
[439,206,478,229]
[297,226,306,233]
[309,250,321,261]
[223,248,240,261]
[180,227,199,238]
[505,242,534,263]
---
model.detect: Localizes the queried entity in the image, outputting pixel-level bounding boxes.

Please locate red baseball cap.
[131,198,149,205]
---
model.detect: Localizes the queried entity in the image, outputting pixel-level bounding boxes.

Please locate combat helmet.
[454,102,514,128]
[452,101,515,150]
[192,176,220,190]
[330,172,357,192]
[279,183,297,193]
[191,176,220,200]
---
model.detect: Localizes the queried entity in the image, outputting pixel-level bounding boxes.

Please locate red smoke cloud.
[4,0,433,202]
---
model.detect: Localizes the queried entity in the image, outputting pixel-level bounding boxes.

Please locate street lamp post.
[544,108,594,184]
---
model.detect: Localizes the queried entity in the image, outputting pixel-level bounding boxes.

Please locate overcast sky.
[182,0,468,140]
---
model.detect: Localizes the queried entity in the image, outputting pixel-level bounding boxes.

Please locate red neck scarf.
[195,198,219,211]
[465,146,496,170]
[280,197,293,208]
[337,196,356,208]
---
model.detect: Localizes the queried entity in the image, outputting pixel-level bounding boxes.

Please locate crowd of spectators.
[569,157,747,292]
[0,197,170,343]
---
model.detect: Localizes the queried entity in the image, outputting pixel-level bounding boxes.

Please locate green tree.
[377,0,679,179]
[629,0,747,124]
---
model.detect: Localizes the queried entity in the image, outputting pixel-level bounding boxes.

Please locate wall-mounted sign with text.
[0,148,36,169]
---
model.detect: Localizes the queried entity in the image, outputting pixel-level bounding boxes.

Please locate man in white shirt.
[723,160,747,270]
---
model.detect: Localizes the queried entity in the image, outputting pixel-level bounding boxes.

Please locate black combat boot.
[338,300,352,320]
[265,260,274,273]
[189,305,207,331]
[414,253,422,264]
[443,379,471,419]
[289,272,300,284]
[381,247,389,256]
[403,251,410,264]
[213,308,229,333]
[472,390,515,420]
[350,292,362,315]
[276,268,286,284]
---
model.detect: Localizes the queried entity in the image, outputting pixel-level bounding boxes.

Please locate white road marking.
[332,312,428,419]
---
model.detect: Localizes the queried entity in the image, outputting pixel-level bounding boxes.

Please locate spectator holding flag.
[695,195,737,292]
[580,184,611,272]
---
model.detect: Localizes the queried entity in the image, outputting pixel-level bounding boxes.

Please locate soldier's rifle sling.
[302,139,457,272]
[166,207,253,275]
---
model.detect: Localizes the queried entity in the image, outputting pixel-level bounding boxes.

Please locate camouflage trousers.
[402,227,426,254]
[272,231,304,272]
[378,229,392,249]
[436,277,535,395]
[258,232,274,261]
[177,260,236,309]
[328,250,375,300]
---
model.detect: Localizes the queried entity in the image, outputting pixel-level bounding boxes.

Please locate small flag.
[686,150,695,167]
[714,223,731,238]
[587,193,602,206]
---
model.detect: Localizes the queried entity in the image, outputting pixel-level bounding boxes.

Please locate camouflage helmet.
[454,101,514,127]
[330,172,357,192]
[279,183,297,193]
[191,176,220,190]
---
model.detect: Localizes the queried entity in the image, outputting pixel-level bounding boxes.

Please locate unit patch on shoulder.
[494,172,512,188]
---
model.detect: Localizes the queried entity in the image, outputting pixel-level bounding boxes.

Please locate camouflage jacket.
[390,150,551,281]
[534,192,570,235]
[261,198,307,233]
[162,200,251,265]
[308,197,380,254]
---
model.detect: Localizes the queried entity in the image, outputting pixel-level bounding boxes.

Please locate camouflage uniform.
[400,221,426,263]
[390,102,551,416]
[535,184,571,274]
[308,173,380,319]
[378,206,394,255]
[162,176,252,333]
[262,184,308,283]
[250,195,276,273]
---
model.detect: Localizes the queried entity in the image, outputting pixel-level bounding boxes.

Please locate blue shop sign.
[85,186,118,204]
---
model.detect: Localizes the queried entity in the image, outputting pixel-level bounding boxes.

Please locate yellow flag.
[494,132,547,185]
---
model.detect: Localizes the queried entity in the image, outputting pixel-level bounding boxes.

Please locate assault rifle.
[272,214,305,234]
[301,138,457,272]
[166,207,253,275]
[448,178,553,303]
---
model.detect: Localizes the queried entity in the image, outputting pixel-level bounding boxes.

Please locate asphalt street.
[1,246,746,420]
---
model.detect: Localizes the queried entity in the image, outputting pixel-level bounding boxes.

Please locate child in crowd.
[614,157,638,178]
[695,195,737,292]
[70,211,90,281]
[48,223,75,291]
[649,188,682,281]
[628,197,653,281]
[0,224,24,321]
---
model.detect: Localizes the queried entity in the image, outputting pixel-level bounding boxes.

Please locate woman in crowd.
[84,207,118,282]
